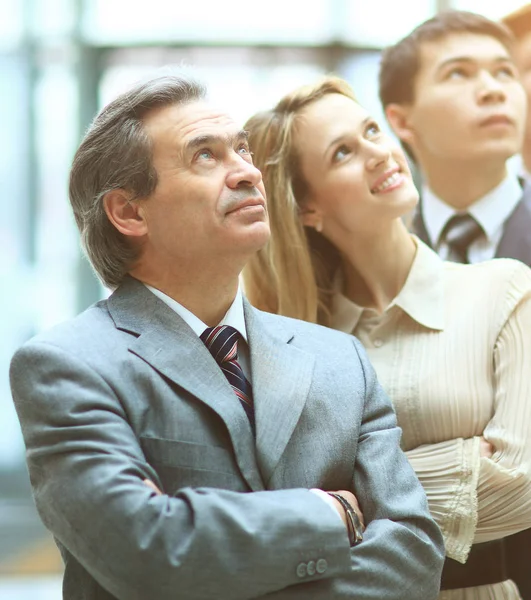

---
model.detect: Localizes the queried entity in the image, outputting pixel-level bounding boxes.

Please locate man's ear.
[103,190,148,238]
[385,103,416,148]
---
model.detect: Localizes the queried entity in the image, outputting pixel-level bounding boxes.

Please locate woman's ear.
[103,190,148,238]
[299,204,324,232]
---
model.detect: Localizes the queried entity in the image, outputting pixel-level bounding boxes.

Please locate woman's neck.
[338,220,416,314]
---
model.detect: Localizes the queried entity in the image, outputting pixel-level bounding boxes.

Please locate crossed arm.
[10,339,443,600]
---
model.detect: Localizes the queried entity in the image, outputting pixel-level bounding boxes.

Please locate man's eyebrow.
[184,130,249,154]
[436,55,514,73]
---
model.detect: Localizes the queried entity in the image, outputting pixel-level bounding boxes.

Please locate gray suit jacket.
[10,276,444,600]
[412,183,531,266]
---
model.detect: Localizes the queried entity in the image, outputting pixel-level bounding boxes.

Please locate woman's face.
[294,93,418,239]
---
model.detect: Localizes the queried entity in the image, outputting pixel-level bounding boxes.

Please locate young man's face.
[513,32,531,161]
[399,32,527,166]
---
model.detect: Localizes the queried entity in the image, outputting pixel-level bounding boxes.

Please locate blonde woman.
[243,76,531,600]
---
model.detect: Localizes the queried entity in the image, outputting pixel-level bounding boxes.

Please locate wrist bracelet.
[327,492,364,547]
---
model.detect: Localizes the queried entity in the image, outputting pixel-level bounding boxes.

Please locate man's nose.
[226,153,263,189]
[477,71,507,103]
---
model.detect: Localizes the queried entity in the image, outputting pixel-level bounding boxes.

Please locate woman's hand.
[479,436,494,458]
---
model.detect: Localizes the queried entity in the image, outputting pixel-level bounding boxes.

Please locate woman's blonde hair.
[243,75,356,325]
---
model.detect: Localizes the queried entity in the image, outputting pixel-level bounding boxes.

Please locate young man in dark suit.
[379,11,531,598]
[380,11,531,268]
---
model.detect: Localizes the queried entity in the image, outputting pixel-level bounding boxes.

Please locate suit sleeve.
[260,338,446,600]
[10,341,354,600]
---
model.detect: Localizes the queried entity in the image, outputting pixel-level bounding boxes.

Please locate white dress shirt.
[145,284,251,379]
[144,283,341,518]
[422,174,522,262]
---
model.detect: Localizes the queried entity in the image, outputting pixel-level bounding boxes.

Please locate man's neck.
[131,260,242,327]
[421,159,508,210]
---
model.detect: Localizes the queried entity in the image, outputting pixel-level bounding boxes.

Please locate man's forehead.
[144,100,241,146]
[419,32,512,68]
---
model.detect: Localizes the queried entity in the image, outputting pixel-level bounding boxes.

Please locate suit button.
[307,560,316,576]
[296,562,307,578]
[316,558,328,574]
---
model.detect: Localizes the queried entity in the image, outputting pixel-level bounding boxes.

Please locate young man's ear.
[385,103,416,148]
[103,190,148,238]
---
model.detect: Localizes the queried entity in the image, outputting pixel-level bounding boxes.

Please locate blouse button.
[374,338,383,348]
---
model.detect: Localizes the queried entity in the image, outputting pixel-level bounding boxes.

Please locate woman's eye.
[333,145,350,162]
[366,123,380,138]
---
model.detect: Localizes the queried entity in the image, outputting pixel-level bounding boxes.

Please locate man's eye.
[237,145,251,155]
[197,149,214,160]
[447,67,467,80]
[496,66,516,79]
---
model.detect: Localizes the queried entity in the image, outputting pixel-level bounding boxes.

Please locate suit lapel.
[108,278,264,491]
[495,188,531,266]
[244,300,315,486]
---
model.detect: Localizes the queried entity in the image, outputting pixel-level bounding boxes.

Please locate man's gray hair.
[69,74,207,289]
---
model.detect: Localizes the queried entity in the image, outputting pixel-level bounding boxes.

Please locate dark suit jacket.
[411,183,531,267]
[10,277,444,600]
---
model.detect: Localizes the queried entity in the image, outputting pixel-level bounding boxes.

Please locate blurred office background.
[0,0,526,595]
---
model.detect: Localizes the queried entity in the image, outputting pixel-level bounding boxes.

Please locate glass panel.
[450,0,530,20]
[100,47,326,125]
[31,0,74,39]
[342,0,437,47]
[83,0,334,45]
[0,0,24,48]
[33,66,80,330]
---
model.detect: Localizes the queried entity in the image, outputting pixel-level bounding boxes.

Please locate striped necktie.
[200,325,255,433]
[439,213,484,264]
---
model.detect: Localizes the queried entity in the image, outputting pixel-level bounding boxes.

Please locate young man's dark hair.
[379,10,514,112]
[379,11,514,162]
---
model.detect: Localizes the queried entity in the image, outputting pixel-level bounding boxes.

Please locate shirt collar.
[330,237,445,333]
[144,284,248,342]
[422,173,522,246]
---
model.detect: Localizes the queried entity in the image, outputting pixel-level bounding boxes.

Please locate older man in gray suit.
[10,74,444,600]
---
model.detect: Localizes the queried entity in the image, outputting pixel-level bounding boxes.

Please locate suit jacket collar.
[243,300,315,485]
[107,277,315,489]
[414,185,531,266]
[108,277,263,491]
[495,183,531,265]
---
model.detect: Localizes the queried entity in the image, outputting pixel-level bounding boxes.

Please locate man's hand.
[479,436,494,458]
[327,490,365,530]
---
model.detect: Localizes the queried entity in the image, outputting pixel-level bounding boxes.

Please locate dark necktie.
[200,325,255,433]
[439,213,484,264]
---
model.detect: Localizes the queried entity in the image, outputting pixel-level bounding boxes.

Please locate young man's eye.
[447,67,467,80]
[496,66,516,79]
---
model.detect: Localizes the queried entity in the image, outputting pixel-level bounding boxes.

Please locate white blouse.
[331,238,531,600]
